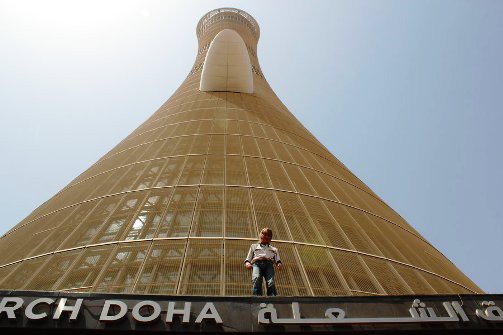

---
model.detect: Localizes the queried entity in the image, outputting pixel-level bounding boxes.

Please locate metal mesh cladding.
[0,8,482,296]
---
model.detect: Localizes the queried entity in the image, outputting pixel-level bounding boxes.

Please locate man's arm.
[274,247,283,269]
[244,244,254,269]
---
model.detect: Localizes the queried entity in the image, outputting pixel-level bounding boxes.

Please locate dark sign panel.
[0,291,502,334]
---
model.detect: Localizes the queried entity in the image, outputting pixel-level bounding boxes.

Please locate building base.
[0,291,502,334]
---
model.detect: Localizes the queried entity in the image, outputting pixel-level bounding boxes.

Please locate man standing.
[244,228,283,296]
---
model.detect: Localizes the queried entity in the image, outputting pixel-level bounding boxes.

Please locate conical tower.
[0,8,481,296]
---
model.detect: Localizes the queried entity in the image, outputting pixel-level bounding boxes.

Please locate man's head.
[259,228,272,244]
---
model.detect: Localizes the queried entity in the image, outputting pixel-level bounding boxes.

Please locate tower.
[0,8,481,297]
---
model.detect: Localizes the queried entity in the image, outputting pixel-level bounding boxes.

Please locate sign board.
[0,291,502,333]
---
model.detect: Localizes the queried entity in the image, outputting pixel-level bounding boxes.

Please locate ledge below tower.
[0,291,502,334]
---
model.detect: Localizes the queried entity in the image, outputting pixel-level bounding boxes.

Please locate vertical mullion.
[175,130,212,295]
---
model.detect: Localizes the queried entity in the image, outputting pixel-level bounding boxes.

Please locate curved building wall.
[0,8,481,296]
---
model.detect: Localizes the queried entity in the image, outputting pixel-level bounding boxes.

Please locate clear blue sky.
[0,0,501,293]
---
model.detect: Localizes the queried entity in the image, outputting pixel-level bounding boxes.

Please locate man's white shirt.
[245,243,281,264]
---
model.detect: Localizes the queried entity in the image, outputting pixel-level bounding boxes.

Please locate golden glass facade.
[0,8,482,296]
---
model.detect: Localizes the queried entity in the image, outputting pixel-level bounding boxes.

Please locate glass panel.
[191,186,224,237]
[301,197,352,249]
[274,243,310,296]
[177,155,204,185]
[241,136,260,156]
[225,187,256,238]
[364,257,412,295]
[251,189,290,241]
[189,135,210,155]
[244,157,271,188]
[85,167,126,199]
[324,202,377,254]
[226,135,242,155]
[301,168,335,200]
[155,156,185,187]
[225,240,252,296]
[202,155,224,184]
[133,159,166,190]
[58,245,115,290]
[1,257,46,290]
[179,239,222,295]
[124,189,173,240]
[133,240,185,294]
[263,160,294,191]
[297,245,349,296]
[208,134,225,154]
[270,141,294,162]
[60,196,122,249]
[225,156,246,185]
[25,250,81,290]
[171,135,195,156]
[96,193,144,244]
[282,164,316,194]
[157,187,198,238]
[255,138,277,159]
[392,264,436,295]
[276,192,323,244]
[331,250,381,295]
[110,162,149,194]
[94,242,150,293]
